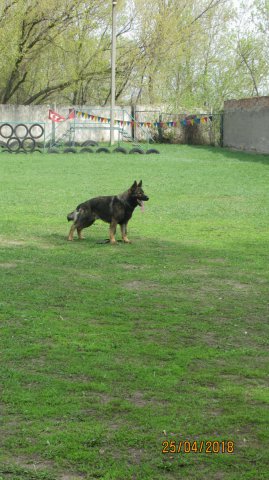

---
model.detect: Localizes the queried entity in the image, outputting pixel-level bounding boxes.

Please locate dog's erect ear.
[138,180,142,187]
[130,180,137,191]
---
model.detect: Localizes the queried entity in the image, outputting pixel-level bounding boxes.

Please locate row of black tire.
[48,146,160,155]
[0,123,45,152]
[0,123,44,139]
[1,137,37,153]
[1,144,160,154]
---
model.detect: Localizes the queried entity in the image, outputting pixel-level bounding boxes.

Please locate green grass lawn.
[0,145,268,480]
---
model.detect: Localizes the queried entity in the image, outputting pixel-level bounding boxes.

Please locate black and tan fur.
[67,180,149,243]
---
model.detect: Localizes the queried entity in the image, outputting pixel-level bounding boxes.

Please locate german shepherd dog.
[67,180,149,243]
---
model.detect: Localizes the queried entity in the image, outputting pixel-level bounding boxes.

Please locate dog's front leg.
[109,219,118,244]
[120,223,131,243]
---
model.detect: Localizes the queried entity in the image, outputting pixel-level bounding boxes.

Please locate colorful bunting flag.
[49,109,212,128]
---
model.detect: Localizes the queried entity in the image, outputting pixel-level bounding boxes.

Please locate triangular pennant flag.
[48,109,66,122]
[68,109,75,120]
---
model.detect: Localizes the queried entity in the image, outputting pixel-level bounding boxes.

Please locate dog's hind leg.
[68,223,76,241]
[109,219,118,244]
[120,223,131,243]
[77,228,84,240]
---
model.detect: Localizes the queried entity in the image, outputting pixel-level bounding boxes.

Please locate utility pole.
[110,0,117,146]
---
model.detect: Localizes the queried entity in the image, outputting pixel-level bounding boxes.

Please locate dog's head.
[129,180,149,207]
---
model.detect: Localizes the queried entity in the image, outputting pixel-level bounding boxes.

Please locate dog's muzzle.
[138,196,149,206]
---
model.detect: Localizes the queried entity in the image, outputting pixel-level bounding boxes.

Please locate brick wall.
[223,96,269,154]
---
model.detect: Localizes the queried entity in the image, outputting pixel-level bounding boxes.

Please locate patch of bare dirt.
[97,392,114,404]
[224,280,250,290]
[37,243,56,249]
[0,238,25,246]
[127,447,144,465]
[77,272,102,279]
[123,280,159,291]
[127,391,148,407]
[7,456,86,479]
[107,421,122,431]
[201,331,219,347]
[120,264,145,270]
[183,267,210,276]
[60,475,85,480]
[67,374,95,383]
[126,391,168,408]
[0,262,17,268]
[206,258,227,264]
[127,305,146,313]
[0,236,55,250]
[209,408,224,417]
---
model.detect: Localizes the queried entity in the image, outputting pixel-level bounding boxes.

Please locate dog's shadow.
[43,233,124,246]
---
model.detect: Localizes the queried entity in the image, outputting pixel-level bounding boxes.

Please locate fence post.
[131,105,136,141]
[220,113,224,147]
[158,113,163,143]
[51,103,56,146]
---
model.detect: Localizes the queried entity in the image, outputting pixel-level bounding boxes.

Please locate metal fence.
[133,108,223,146]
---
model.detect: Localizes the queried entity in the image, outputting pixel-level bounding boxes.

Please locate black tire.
[82,140,99,147]
[63,147,77,153]
[33,149,43,154]
[64,141,80,147]
[0,123,14,138]
[80,147,94,153]
[14,123,29,139]
[7,137,21,152]
[22,137,36,152]
[129,148,144,154]
[113,147,127,154]
[96,147,110,153]
[29,123,44,139]
[48,147,60,154]
[146,148,160,154]
[35,141,45,148]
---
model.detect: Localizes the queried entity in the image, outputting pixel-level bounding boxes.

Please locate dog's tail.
[67,210,78,222]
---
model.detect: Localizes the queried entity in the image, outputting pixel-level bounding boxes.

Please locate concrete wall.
[70,106,133,143]
[0,105,133,144]
[0,104,216,146]
[223,96,269,154]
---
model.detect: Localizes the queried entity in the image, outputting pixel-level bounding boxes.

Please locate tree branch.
[24,70,110,105]
[191,0,226,24]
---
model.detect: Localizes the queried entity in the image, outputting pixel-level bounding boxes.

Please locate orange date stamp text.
[162,440,235,454]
